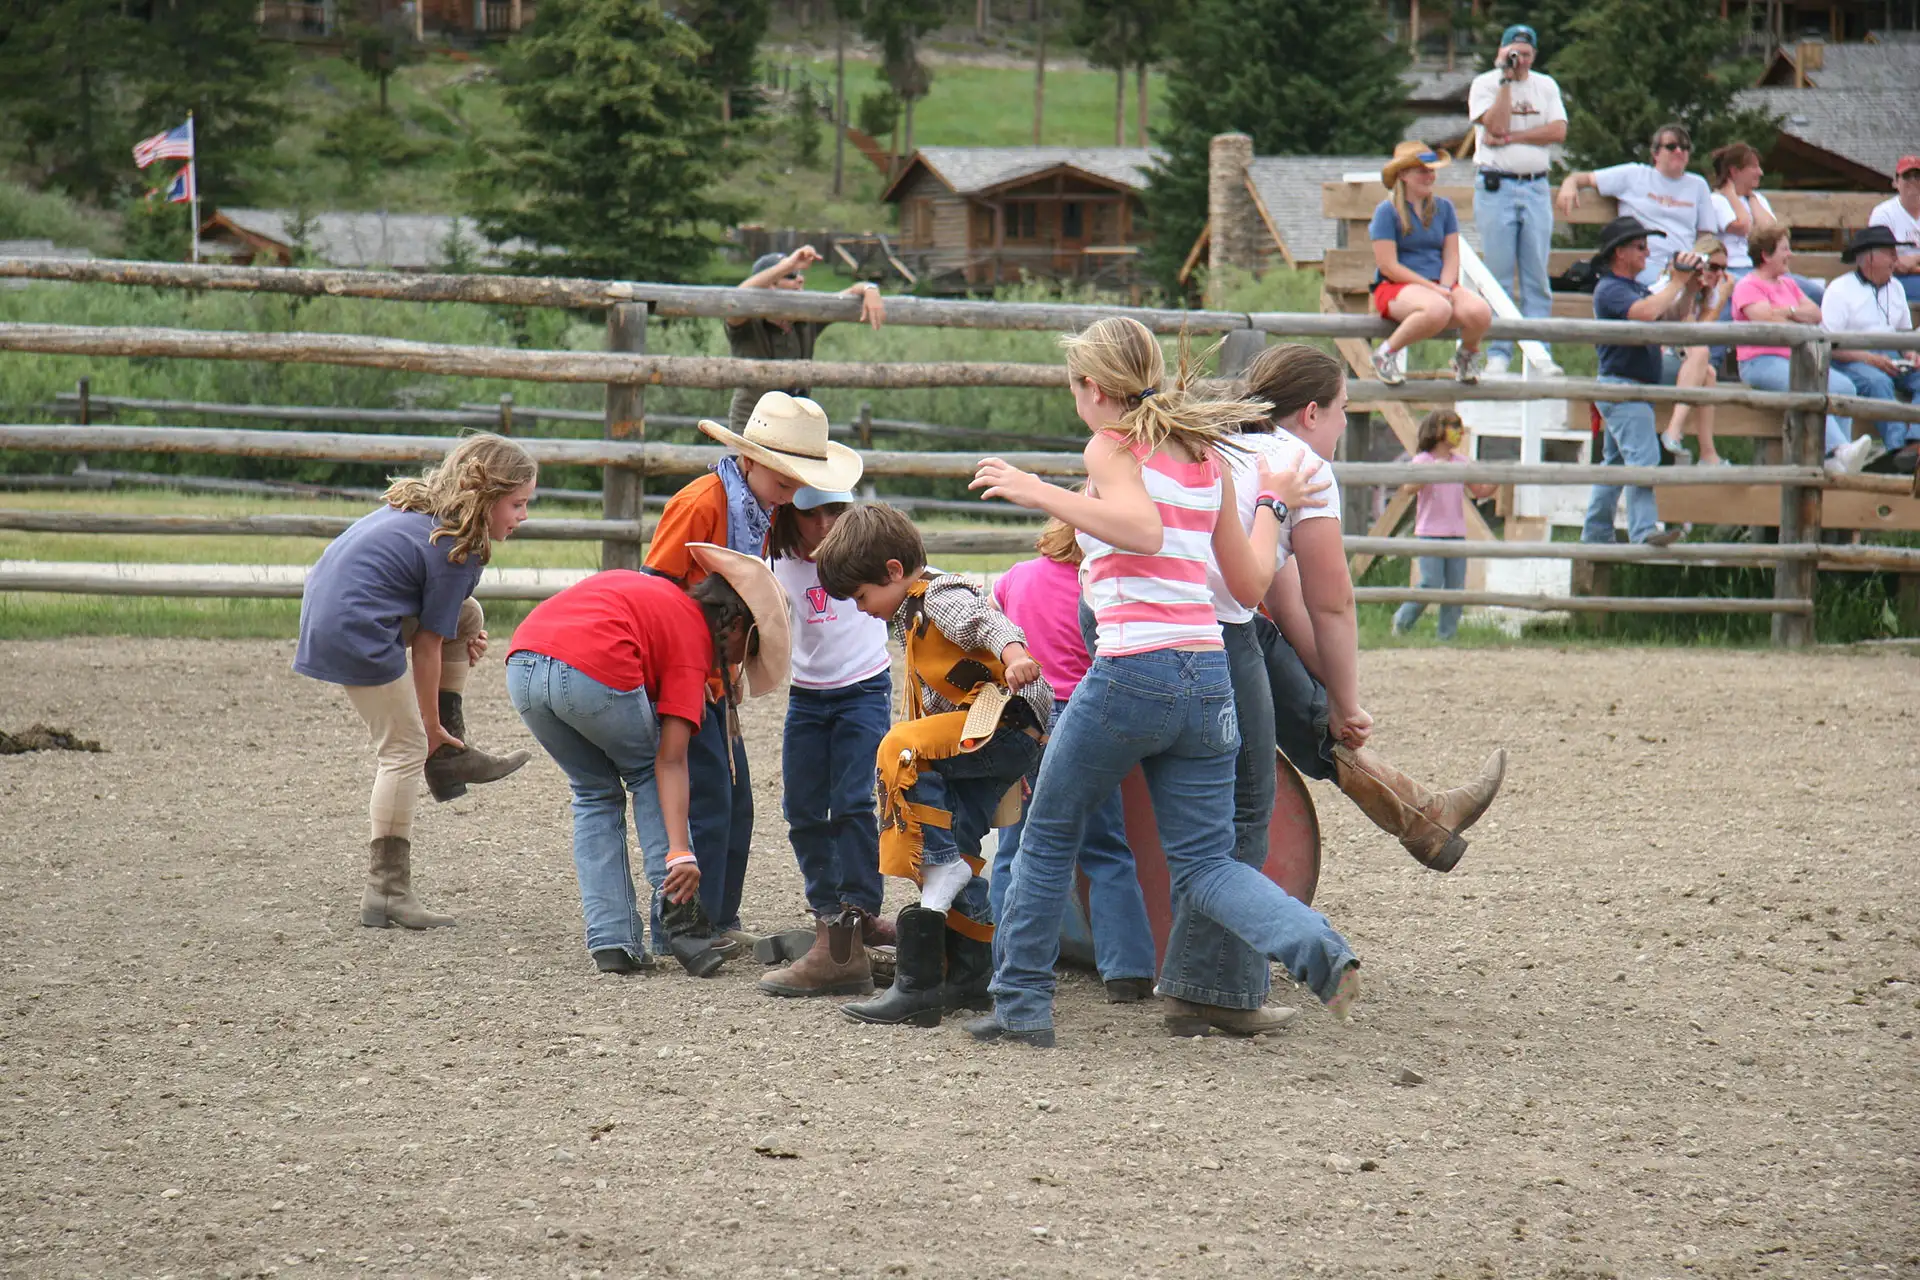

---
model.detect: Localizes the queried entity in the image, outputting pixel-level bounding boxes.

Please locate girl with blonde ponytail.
[295,431,538,932]
[964,317,1362,1047]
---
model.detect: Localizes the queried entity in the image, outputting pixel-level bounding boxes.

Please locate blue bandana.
[713,455,774,557]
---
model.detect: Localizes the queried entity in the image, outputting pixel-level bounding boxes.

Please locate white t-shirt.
[770,554,890,690]
[1205,427,1342,625]
[1868,196,1920,257]
[1820,270,1915,339]
[1594,164,1718,286]
[1710,189,1775,269]
[1467,69,1566,177]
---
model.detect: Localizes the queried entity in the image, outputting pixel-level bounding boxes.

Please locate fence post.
[73,376,91,476]
[858,400,873,451]
[497,392,514,436]
[603,302,648,571]
[1216,329,1265,379]
[1773,337,1827,646]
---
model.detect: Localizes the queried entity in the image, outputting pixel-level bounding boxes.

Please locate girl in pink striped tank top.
[961,317,1362,1047]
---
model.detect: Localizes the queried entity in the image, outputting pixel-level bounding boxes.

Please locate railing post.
[497,392,514,436]
[1216,328,1265,379]
[858,400,873,450]
[73,376,91,476]
[1773,337,1827,646]
[603,303,648,571]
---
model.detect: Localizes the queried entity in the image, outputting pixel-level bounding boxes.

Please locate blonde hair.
[1391,178,1437,237]
[383,432,538,565]
[1058,316,1269,462]
[1033,515,1082,565]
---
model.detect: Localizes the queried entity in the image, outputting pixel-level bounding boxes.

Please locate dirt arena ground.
[2,638,1915,1280]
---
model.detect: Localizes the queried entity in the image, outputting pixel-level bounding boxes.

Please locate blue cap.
[752,251,788,274]
[1500,23,1537,47]
[792,486,855,510]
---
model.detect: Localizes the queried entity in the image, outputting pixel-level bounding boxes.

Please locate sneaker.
[1372,343,1406,386]
[1451,346,1484,384]
[1830,435,1883,473]
[1483,351,1512,377]
[1661,434,1694,465]
[1644,526,1684,547]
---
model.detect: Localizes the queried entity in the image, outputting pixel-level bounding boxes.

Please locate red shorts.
[1372,280,1425,318]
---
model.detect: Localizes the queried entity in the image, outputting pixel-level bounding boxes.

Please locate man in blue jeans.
[1822,226,1920,455]
[1583,216,1703,546]
[1468,22,1567,375]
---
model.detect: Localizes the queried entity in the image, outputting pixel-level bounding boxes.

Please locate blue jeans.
[1582,377,1664,544]
[1394,541,1470,639]
[1895,273,1920,304]
[991,698,1155,983]
[783,674,890,917]
[1257,615,1337,783]
[1740,354,1854,455]
[1832,359,1920,451]
[912,723,1042,926]
[687,694,751,931]
[988,650,1357,1034]
[1473,174,1553,362]
[505,652,671,961]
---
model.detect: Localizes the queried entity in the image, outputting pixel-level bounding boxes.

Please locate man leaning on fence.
[1467,22,1567,376]
[725,246,888,434]
[1581,216,1703,549]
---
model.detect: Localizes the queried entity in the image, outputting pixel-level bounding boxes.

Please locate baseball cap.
[1897,155,1920,176]
[1500,23,1537,46]
[792,486,855,510]
[752,251,789,274]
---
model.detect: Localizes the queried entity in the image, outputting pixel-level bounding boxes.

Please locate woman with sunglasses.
[1558,123,1718,287]
[1655,233,1734,464]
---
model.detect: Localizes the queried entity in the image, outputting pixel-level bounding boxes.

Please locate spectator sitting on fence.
[1581,216,1703,548]
[1558,123,1718,288]
[726,245,887,434]
[1733,225,1872,473]
[1868,155,1920,305]
[1367,142,1493,387]
[1391,410,1497,641]
[1710,142,1826,308]
[1822,225,1920,462]
[1652,233,1734,466]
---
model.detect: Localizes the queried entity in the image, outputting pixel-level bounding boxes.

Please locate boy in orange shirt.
[645,391,863,950]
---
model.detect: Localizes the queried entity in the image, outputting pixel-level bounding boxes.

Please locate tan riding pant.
[343,599,485,840]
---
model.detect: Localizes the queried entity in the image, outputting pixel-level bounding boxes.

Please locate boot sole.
[753,928,819,965]
[359,912,454,930]
[427,780,469,803]
[758,978,876,998]
[1422,833,1468,873]
[841,1005,942,1027]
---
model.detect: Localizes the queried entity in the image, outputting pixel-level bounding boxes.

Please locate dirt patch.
[1,639,1915,1279]
[0,723,103,754]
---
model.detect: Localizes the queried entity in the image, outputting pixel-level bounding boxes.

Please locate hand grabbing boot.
[660,894,727,978]
[361,836,455,929]
[425,690,531,802]
[1332,745,1507,872]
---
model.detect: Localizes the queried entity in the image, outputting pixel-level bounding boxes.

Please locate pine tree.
[1067,0,1165,147]
[469,0,745,282]
[135,0,289,204]
[672,0,772,121]
[859,0,942,161]
[0,0,140,201]
[1143,0,1410,294]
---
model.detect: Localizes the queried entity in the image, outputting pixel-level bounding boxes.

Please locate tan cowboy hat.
[697,392,864,492]
[686,542,791,697]
[1381,141,1452,188]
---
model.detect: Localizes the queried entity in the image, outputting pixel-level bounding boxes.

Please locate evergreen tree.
[135,0,289,204]
[859,0,942,160]
[671,0,772,120]
[0,0,139,201]
[469,0,745,282]
[1143,0,1409,294]
[1068,0,1165,147]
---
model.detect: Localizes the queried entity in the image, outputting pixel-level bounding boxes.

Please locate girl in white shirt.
[758,488,896,998]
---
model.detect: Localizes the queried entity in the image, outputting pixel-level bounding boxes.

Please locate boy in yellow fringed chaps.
[814,504,1052,1027]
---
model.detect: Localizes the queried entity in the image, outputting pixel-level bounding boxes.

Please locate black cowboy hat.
[1591,215,1665,267]
[1840,224,1906,262]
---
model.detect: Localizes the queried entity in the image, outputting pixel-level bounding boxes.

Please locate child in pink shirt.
[1392,411,1496,641]
[987,518,1155,1000]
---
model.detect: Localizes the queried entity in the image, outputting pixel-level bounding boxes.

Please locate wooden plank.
[1658,485,1920,533]
[1321,182,1881,229]
[0,511,647,541]
[1351,587,1810,614]
[1568,398,1786,439]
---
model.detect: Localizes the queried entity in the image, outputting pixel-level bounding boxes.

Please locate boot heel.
[428,779,468,803]
[669,938,726,978]
[753,927,817,965]
[1424,834,1468,873]
[1164,1014,1212,1037]
[360,907,392,928]
[905,1007,942,1028]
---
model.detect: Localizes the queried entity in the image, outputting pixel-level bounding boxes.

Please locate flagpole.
[188,113,200,265]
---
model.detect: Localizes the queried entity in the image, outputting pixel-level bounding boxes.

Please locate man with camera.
[1468,22,1568,376]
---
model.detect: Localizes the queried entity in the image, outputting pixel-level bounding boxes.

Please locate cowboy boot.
[1162,998,1298,1037]
[1333,745,1507,872]
[425,690,531,802]
[841,905,946,1027]
[360,836,454,929]
[858,910,897,948]
[660,894,727,978]
[938,921,994,1013]
[758,913,875,998]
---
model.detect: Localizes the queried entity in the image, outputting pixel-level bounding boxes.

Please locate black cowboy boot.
[660,895,727,978]
[425,690,531,802]
[841,905,946,1027]
[938,922,994,1013]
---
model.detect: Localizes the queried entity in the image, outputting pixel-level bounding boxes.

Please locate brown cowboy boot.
[360,836,455,929]
[425,690,531,802]
[757,913,875,998]
[1333,745,1507,872]
[858,909,897,948]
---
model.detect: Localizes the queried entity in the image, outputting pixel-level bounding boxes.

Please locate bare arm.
[1291,518,1369,747]
[1717,188,1752,237]
[409,629,456,752]
[1439,233,1460,290]
[971,435,1162,554]
[1510,118,1566,146]
[1624,267,1700,323]
[1211,465,1283,608]
[1372,236,1432,286]
[841,280,886,328]
[1262,559,1322,677]
[1477,80,1514,137]
[1555,171,1596,216]
[655,715,700,903]
[729,246,824,325]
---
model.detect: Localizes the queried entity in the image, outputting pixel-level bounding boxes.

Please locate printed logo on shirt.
[805,586,830,616]
[1643,192,1696,212]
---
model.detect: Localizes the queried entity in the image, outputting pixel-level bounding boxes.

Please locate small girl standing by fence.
[294,433,536,930]
[1391,410,1497,642]
[757,488,896,999]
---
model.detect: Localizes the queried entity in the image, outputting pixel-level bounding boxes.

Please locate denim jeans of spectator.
[988,650,1357,1034]
[782,673,891,917]
[1895,273,1920,304]
[1473,174,1554,363]
[1832,359,1920,451]
[991,698,1155,983]
[1583,377,1665,544]
[1740,354,1855,455]
[1255,615,1338,783]
[505,652,670,963]
[1394,542,1470,639]
[910,725,1042,926]
[686,693,752,932]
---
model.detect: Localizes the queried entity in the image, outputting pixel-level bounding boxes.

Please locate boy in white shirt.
[1868,155,1920,304]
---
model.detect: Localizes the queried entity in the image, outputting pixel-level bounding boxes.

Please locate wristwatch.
[1255,495,1289,522]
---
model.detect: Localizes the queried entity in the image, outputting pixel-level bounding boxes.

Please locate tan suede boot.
[1163,998,1299,1037]
[360,836,455,929]
[1332,745,1507,872]
[757,914,874,998]
[424,691,532,802]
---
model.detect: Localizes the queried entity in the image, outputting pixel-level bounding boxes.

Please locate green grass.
[0,184,123,256]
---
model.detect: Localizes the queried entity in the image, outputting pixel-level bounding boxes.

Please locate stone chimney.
[1207,133,1260,297]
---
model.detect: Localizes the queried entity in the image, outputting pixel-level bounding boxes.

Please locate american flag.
[133,119,194,169]
[165,163,196,205]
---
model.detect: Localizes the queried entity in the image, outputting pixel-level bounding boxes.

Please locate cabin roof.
[881,147,1159,202]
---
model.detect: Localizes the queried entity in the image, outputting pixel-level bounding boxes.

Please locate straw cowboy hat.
[1381,141,1452,188]
[698,391,864,492]
[686,542,791,697]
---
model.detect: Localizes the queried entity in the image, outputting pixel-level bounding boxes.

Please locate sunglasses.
[781,272,805,282]
[1656,141,1690,152]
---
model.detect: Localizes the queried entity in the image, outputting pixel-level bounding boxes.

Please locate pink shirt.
[1730,272,1807,362]
[992,555,1089,700]
[1411,451,1471,537]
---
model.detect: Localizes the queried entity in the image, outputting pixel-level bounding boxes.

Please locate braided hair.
[689,572,761,751]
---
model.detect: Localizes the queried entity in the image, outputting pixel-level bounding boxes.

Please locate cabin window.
[1005,201,1040,241]
[1062,202,1084,239]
